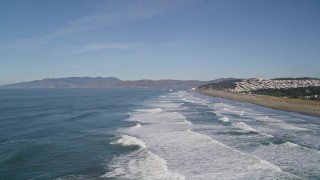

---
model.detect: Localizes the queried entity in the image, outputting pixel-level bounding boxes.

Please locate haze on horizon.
[1,0,320,85]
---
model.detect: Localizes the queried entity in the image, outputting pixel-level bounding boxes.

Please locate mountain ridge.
[3,77,233,89]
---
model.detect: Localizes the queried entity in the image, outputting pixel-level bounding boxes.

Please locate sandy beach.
[197,89,320,117]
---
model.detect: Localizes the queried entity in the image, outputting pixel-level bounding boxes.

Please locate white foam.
[252,141,320,179]
[111,135,146,149]
[129,127,294,179]
[285,142,320,154]
[158,102,184,108]
[177,92,209,105]
[110,91,320,179]
[277,123,314,132]
[102,148,185,180]
[129,109,190,125]
[180,90,320,178]
[233,122,257,132]
[254,116,315,133]
[135,108,162,113]
[118,98,296,179]
[126,110,192,135]
[215,113,230,122]
[214,103,232,108]
[219,116,230,122]
[128,123,142,130]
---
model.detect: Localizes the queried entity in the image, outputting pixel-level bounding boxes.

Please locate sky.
[1,0,320,84]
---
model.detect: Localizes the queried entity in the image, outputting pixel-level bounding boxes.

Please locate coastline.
[196,89,320,117]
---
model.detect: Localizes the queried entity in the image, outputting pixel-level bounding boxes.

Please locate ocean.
[1,89,320,179]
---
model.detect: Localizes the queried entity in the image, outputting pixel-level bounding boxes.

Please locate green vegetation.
[272,77,318,80]
[199,79,242,90]
[252,86,320,99]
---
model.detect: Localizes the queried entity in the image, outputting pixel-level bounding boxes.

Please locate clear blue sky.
[1,0,320,84]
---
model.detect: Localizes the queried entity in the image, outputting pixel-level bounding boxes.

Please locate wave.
[134,123,142,128]
[130,108,191,125]
[220,116,229,122]
[126,122,143,131]
[277,123,314,132]
[214,112,231,123]
[177,90,320,178]
[1,136,56,145]
[55,175,89,180]
[178,92,209,105]
[135,108,162,113]
[66,112,98,121]
[111,135,146,149]
[285,142,320,154]
[252,141,320,178]
[118,101,297,179]
[102,149,185,180]
[1,139,33,145]
[105,135,184,179]
[253,116,315,133]
[211,103,233,111]
[106,91,320,179]
[158,102,184,108]
[233,122,257,132]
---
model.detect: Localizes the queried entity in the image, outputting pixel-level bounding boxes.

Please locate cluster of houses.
[305,94,319,99]
[229,78,320,93]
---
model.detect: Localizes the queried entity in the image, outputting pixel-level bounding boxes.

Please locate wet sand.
[197,89,320,117]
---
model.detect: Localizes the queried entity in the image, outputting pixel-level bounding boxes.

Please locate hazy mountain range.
[2,77,232,89]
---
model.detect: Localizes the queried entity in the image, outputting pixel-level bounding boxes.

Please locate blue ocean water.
[1,89,320,179]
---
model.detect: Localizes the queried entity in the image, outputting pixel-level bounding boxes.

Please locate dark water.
[0,89,163,179]
[1,89,320,179]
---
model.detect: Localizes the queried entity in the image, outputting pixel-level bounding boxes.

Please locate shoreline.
[196,89,320,117]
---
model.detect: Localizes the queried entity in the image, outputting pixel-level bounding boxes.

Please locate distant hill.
[199,77,320,91]
[3,77,230,89]
[198,78,320,100]
[4,77,122,88]
[272,77,318,80]
[199,79,242,90]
